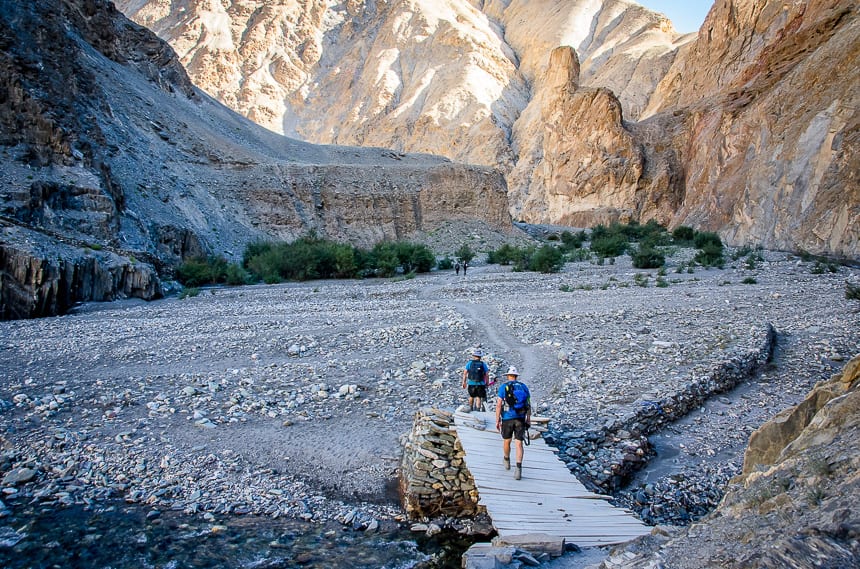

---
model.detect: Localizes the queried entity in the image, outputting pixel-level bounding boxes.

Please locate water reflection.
[0,502,442,568]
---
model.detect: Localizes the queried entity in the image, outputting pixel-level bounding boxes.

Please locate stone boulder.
[744,355,860,473]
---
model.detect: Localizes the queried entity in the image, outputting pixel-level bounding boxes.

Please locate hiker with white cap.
[495,366,531,480]
[461,348,489,411]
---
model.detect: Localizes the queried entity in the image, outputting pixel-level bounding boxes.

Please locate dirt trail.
[418,266,558,409]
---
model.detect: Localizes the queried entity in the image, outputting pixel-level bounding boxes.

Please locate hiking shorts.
[501,417,527,441]
[467,384,487,399]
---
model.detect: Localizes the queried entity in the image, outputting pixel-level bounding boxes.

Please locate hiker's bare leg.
[515,439,524,464]
[503,438,511,459]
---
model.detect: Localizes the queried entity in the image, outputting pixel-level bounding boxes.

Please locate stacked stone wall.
[548,324,778,492]
[400,408,484,519]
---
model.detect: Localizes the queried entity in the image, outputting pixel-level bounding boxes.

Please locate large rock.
[599,354,860,568]
[511,47,646,224]
[744,355,860,473]
[0,225,162,319]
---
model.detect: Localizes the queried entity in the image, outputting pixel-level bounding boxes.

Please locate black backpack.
[467,360,485,384]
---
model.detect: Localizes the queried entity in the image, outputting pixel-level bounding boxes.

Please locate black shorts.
[501,417,527,441]
[467,384,487,399]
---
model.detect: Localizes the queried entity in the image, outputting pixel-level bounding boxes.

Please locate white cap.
[471,348,483,357]
[505,366,519,377]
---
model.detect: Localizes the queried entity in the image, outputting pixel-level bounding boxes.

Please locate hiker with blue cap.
[461,348,489,411]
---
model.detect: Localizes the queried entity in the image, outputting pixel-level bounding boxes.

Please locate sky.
[636,1,714,33]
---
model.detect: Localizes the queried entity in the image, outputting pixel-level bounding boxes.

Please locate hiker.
[462,261,468,276]
[495,366,531,480]
[455,261,460,275]
[461,348,489,411]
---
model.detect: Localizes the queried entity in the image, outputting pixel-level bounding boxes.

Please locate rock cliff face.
[0,0,511,318]
[118,0,859,259]
[646,0,860,258]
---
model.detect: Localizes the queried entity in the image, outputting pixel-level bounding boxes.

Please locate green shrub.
[566,248,591,262]
[672,226,696,243]
[511,246,536,272]
[560,230,587,250]
[179,287,200,299]
[176,255,245,287]
[634,273,649,287]
[392,241,435,274]
[694,231,723,250]
[175,257,215,287]
[656,276,669,288]
[742,277,758,284]
[590,233,628,258]
[225,263,251,285]
[631,245,665,269]
[531,244,565,273]
[243,235,437,282]
[370,243,399,278]
[437,256,454,270]
[455,244,476,265]
[487,244,521,265]
[847,283,860,300]
[694,242,725,267]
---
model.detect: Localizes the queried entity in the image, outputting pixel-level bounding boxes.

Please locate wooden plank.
[453,412,650,546]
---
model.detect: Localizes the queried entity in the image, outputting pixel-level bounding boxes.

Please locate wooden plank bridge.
[453,411,651,547]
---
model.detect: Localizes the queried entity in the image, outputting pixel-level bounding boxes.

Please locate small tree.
[672,226,696,244]
[631,245,665,269]
[455,244,475,265]
[531,244,565,273]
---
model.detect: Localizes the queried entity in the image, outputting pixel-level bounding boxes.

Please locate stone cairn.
[400,408,484,519]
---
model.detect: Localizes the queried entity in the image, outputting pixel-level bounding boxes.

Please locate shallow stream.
[0,501,471,569]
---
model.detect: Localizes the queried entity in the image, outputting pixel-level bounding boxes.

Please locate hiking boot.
[514,465,522,480]
[503,456,510,470]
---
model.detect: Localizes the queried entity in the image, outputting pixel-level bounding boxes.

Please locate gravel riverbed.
[1,248,858,566]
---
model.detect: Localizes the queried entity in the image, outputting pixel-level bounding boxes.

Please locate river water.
[0,500,471,568]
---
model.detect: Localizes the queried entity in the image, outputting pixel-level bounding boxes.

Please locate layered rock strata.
[400,408,482,519]
[0,225,162,320]
[646,0,860,258]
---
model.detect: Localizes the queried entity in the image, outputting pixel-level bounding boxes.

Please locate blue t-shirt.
[498,380,530,420]
[465,360,488,385]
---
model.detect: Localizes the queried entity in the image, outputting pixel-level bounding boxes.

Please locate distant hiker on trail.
[495,366,531,480]
[462,261,468,276]
[462,348,489,411]
[455,261,461,275]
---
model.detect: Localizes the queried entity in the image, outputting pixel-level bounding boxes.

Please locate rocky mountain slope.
[0,0,511,319]
[598,354,860,568]
[118,0,859,258]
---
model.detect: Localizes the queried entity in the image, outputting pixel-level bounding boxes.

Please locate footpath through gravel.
[1,249,858,557]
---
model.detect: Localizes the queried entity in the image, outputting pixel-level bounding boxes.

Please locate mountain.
[117,0,859,258]
[0,0,510,319]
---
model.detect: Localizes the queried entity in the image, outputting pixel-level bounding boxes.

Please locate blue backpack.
[504,381,529,413]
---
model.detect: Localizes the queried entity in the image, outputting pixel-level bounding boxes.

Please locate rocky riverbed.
[1,246,858,566]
